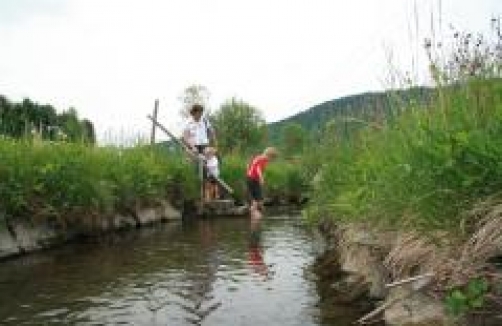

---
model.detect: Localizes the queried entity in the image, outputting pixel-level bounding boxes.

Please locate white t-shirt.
[183,118,212,146]
[206,156,219,177]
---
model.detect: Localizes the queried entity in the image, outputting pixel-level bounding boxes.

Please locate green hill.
[267,86,434,142]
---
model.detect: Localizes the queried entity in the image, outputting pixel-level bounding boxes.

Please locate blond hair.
[263,147,278,158]
[204,146,217,156]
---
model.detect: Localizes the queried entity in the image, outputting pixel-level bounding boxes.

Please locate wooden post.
[150,99,159,144]
[199,156,205,214]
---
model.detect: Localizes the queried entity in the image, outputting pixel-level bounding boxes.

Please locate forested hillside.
[268,86,434,141]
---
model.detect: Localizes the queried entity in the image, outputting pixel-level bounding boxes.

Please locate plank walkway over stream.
[199,199,248,216]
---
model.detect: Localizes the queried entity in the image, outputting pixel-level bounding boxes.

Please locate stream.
[0,215,366,325]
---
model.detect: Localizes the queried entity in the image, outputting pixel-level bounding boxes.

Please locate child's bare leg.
[250,200,262,220]
[209,184,215,200]
[204,181,211,201]
[214,183,220,199]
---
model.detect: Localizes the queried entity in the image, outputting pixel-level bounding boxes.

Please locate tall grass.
[0,139,197,225]
[306,20,502,236]
[0,138,305,226]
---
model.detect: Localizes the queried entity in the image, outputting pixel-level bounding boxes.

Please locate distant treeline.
[0,95,96,144]
[268,86,434,142]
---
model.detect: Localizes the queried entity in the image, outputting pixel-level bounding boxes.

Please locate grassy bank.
[306,78,502,234]
[304,21,502,318]
[306,22,502,236]
[0,139,306,226]
[0,139,198,225]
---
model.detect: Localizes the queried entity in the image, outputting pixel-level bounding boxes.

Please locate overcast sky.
[0,0,499,143]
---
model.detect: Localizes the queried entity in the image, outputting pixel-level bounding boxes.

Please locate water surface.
[0,216,362,325]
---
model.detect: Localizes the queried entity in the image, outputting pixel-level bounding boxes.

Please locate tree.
[280,122,308,156]
[0,95,96,144]
[212,98,267,155]
[59,108,82,142]
[81,119,96,144]
[178,84,211,119]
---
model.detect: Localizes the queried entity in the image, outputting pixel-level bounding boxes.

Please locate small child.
[246,147,278,220]
[204,147,220,201]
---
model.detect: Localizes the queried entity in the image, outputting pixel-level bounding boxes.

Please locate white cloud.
[0,0,499,143]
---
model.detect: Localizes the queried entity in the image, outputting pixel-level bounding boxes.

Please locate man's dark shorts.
[207,175,218,185]
[195,145,207,154]
[247,177,263,201]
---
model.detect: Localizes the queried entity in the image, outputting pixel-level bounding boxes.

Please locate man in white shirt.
[182,104,220,202]
[182,104,217,155]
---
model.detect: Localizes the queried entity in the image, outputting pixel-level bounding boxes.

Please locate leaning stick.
[385,272,434,289]
[357,273,435,325]
[355,297,400,325]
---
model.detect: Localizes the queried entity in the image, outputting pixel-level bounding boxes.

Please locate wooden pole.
[199,157,205,213]
[150,99,159,144]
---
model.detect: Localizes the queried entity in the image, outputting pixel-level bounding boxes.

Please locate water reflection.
[248,218,270,279]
